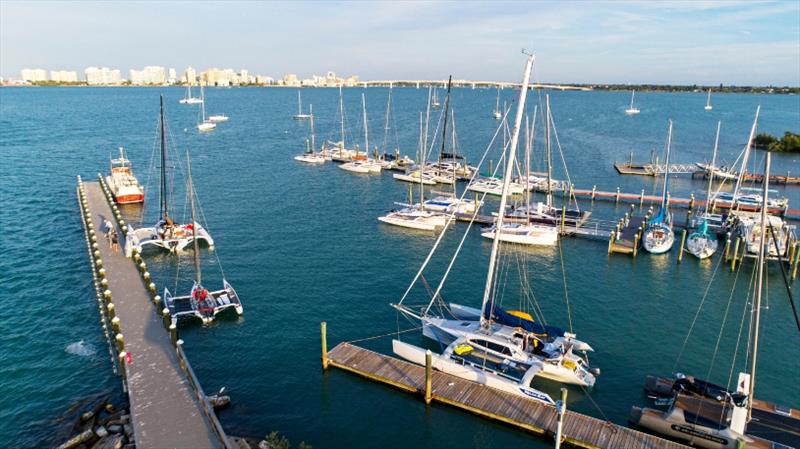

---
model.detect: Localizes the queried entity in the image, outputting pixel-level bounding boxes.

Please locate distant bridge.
[361,79,591,91]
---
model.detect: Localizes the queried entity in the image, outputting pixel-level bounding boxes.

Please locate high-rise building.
[183,67,197,85]
[129,66,166,85]
[85,67,122,85]
[21,68,48,82]
[50,70,79,82]
[168,68,177,84]
[282,73,300,87]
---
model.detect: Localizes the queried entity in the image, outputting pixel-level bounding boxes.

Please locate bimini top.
[484,305,565,338]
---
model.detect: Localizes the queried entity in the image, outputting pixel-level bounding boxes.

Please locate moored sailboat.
[197,86,217,132]
[179,83,203,104]
[625,89,641,115]
[292,91,312,120]
[687,121,722,260]
[643,121,676,254]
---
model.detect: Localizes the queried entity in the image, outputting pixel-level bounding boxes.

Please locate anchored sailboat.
[643,121,676,254]
[292,91,312,120]
[320,87,359,162]
[687,122,721,260]
[340,94,382,173]
[294,104,325,164]
[492,87,502,119]
[126,96,214,256]
[392,54,598,403]
[704,88,713,111]
[164,152,242,325]
[179,83,203,105]
[625,90,640,115]
[197,86,217,132]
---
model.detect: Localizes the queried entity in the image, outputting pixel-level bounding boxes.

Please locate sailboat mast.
[309,104,316,152]
[704,121,721,215]
[418,112,424,209]
[450,109,457,190]
[630,90,635,109]
[159,95,168,220]
[339,86,345,149]
[748,151,770,421]
[200,86,206,122]
[382,87,392,153]
[480,53,535,328]
[733,106,760,205]
[362,94,369,158]
[297,91,302,115]
[545,95,553,208]
[438,76,453,166]
[186,152,201,285]
[525,114,531,212]
[661,120,673,211]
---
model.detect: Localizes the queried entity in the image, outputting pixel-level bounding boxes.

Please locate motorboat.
[105,147,144,204]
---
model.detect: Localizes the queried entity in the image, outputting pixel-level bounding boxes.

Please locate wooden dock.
[78,178,230,449]
[326,342,690,449]
[608,215,648,255]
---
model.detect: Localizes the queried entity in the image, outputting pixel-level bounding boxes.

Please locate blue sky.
[1,1,798,85]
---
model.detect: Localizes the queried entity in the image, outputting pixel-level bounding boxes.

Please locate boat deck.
[327,342,690,449]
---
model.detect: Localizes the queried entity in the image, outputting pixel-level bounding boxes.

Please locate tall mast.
[495,88,500,113]
[704,121,721,215]
[733,106,760,206]
[749,151,770,421]
[423,87,432,163]
[630,90,635,109]
[362,93,369,159]
[438,76,453,165]
[159,95,168,221]
[186,151,201,286]
[525,114,531,213]
[297,91,302,115]
[545,95,553,208]
[480,53,535,329]
[200,86,206,122]
[661,120,673,213]
[382,87,392,153]
[309,104,316,152]
[450,109,457,191]
[339,86,345,149]
[419,111,425,208]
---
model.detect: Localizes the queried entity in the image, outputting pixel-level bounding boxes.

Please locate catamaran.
[126,96,214,256]
[625,90,641,115]
[294,104,325,164]
[340,94,382,174]
[105,147,145,204]
[643,121,676,254]
[179,83,203,104]
[392,54,598,402]
[197,86,217,132]
[631,153,800,449]
[687,122,722,260]
[292,91,312,120]
[704,88,713,111]
[164,152,242,325]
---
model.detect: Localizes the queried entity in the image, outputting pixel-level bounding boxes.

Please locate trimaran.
[391,54,599,405]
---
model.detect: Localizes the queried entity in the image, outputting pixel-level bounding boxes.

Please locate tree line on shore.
[753,132,800,153]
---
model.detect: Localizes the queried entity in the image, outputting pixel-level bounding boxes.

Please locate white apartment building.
[129,66,166,85]
[85,67,122,85]
[50,70,79,82]
[168,68,177,84]
[21,68,48,82]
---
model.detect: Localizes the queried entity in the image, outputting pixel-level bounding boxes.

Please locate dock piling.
[321,321,329,370]
[560,206,566,235]
[633,233,639,257]
[678,229,687,263]
[555,388,568,449]
[615,187,620,204]
[591,185,596,200]
[724,232,732,260]
[425,350,433,405]
[732,237,741,271]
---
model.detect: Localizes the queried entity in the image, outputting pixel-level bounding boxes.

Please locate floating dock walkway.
[77,177,231,449]
[324,340,690,449]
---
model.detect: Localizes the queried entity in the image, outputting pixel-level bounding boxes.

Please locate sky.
[1,1,799,85]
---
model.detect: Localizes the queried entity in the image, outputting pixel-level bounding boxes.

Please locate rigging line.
[141,117,161,225]
[547,104,578,211]
[768,224,800,331]
[726,263,758,392]
[347,326,422,345]
[672,244,727,371]
[557,235,573,333]
[400,105,512,309]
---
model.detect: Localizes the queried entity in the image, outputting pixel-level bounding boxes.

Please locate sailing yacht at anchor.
[686,122,722,260]
[292,91,312,120]
[391,54,598,403]
[197,86,217,132]
[625,90,641,115]
[125,96,214,256]
[294,104,325,164]
[179,83,203,104]
[643,121,676,254]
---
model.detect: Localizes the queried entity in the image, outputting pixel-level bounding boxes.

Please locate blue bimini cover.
[484,305,565,338]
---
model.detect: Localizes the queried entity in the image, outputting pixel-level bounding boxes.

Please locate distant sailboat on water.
[625,90,640,115]
[704,88,713,111]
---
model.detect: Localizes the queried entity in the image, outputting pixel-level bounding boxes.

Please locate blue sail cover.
[650,207,666,225]
[484,305,565,338]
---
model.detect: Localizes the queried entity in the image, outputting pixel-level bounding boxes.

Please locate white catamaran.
[126,96,214,256]
[392,54,599,405]
[164,152,243,325]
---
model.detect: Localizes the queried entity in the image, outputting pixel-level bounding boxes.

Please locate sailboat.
[377,87,415,171]
[492,87,502,119]
[392,54,598,402]
[431,87,441,108]
[105,147,145,204]
[393,88,439,185]
[340,94,382,174]
[126,96,214,256]
[320,87,358,162]
[631,153,799,449]
[643,121,676,254]
[292,91,312,120]
[164,152,243,325]
[704,88,713,111]
[294,104,325,164]
[379,110,449,232]
[179,83,203,104]
[625,90,641,115]
[687,122,721,259]
[197,86,217,132]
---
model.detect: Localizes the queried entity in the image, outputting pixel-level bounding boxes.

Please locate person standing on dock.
[110,229,119,252]
[104,218,114,246]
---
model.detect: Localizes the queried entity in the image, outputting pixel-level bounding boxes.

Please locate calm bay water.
[1,86,798,448]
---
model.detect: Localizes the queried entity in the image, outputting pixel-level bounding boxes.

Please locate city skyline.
[2,1,799,86]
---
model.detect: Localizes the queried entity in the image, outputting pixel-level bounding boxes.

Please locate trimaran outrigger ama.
[164,152,243,325]
[125,96,214,256]
[391,53,599,405]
